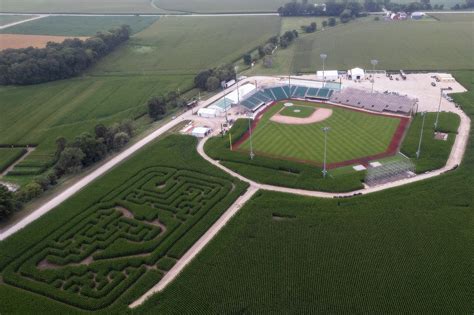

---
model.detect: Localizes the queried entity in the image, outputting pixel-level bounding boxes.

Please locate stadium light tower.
[370,59,378,93]
[416,111,426,159]
[320,53,327,86]
[434,88,443,130]
[235,65,240,105]
[322,126,330,178]
[248,113,255,160]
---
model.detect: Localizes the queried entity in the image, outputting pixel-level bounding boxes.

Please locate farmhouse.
[348,67,365,80]
[316,70,339,81]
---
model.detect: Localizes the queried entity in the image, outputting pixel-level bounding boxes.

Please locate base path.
[271,108,333,125]
[129,185,258,308]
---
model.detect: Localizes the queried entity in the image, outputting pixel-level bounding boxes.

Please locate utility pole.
[320,53,327,87]
[370,59,378,93]
[248,114,255,160]
[322,126,330,178]
[416,112,426,159]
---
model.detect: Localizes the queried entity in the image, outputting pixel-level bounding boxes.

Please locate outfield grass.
[92,16,281,76]
[134,71,474,314]
[205,119,365,192]
[279,105,315,118]
[0,15,36,26]
[401,112,460,173]
[0,148,26,173]
[239,101,400,164]
[0,135,247,312]
[246,17,474,75]
[0,16,159,36]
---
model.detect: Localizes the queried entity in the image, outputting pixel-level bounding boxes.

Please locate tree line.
[194,65,236,92]
[0,120,134,220]
[0,25,131,85]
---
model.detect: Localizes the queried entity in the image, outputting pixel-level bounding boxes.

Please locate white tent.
[192,127,211,138]
[197,108,217,118]
[348,67,365,80]
[316,70,339,81]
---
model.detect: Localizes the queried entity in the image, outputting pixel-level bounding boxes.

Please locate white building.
[348,67,365,80]
[435,73,455,82]
[316,70,339,81]
[191,127,211,138]
[197,108,217,118]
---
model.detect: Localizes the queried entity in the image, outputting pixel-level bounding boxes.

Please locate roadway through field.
[0,14,47,30]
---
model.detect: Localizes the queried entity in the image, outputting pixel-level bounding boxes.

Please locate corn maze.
[2,166,236,310]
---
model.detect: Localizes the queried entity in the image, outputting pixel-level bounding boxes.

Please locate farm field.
[401,112,460,173]
[0,15,36,26]
[246,17,474,75]
[0,34,89,49]
[0,148,26,173]
[0,135,248,312]
[133,72,474,314]
[0,0,169,13]
[239,101,401,165]
[92,16,281,76]
[0,75,192,179]
[155,0,306,12]
[0,16,159,36]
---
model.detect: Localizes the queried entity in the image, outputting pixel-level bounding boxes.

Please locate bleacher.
[238,84,337,112]
[329,88,415,115]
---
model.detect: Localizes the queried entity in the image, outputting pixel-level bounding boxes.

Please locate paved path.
[0,14,47,30]
[0,12,279,17]
[129,185,259,308]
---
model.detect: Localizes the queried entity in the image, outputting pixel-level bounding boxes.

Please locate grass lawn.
[239,101,401,164]
[246,17,474,75]
[133,71,474,314]
[0,15,36,26]
[0,135,247,312]
[401,112,460,173]
[279,105,315,118]
[92,16,281,76]
[0,148,26,173]
[0,16,159,36]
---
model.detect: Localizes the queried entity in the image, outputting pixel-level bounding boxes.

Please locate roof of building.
[225,83,256,103]
[348,67,365,76]
[192,126,211,134]
[197,108,217,115]
[316,70,339,77]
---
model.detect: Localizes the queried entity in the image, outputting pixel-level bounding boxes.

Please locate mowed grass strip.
[240,101,400,164]
[92,16,281,75]
[279,105,315,118]
[0,148,26,173]
[0,16,159,36]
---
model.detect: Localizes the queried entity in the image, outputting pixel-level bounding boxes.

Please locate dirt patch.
[270,107,333,125]
[116,206,134,219]
[0,34,89,50]
[37,255,93,270]
[434,132,448,141]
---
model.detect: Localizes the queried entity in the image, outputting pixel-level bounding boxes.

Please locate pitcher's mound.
[271,108,333,125]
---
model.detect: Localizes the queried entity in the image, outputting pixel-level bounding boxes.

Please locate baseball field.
[238,100,404,166]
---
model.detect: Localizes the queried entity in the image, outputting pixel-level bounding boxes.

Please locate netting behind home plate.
[365,158,415,186]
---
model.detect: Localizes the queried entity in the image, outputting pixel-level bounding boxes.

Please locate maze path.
[3,167,234,310]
